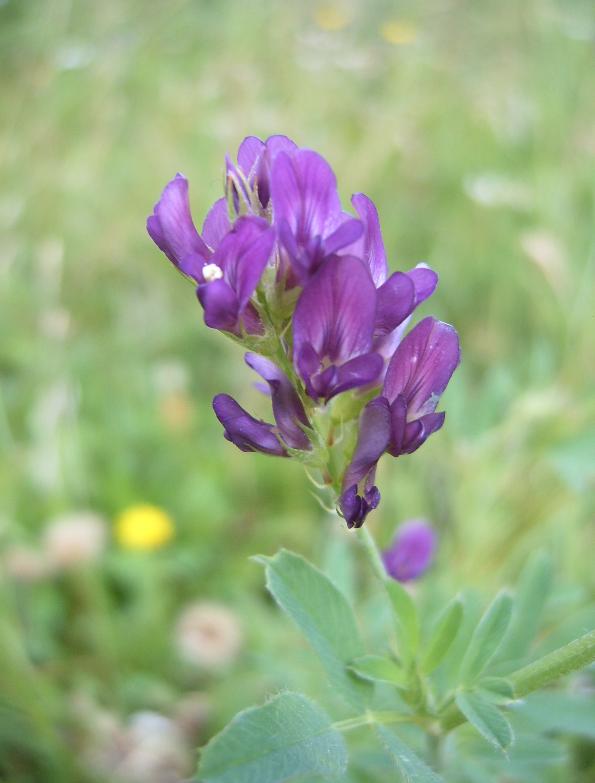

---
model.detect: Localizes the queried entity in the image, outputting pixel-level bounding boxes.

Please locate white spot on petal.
[202,263,223,283]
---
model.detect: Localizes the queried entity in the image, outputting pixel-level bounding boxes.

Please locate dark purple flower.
[292,255,383,401]
[147,174,213,282]
[339,317,460,526]
[271,149,362,283]
[382,520,437,582]
[212,394,286,456]
[196,217,275,334]
[382,316,460,455]
[244,353,311,450]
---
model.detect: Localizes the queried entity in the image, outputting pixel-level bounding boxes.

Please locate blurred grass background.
[0,0,594,780]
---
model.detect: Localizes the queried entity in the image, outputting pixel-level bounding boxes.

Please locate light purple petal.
[264,135,298,157]
[375,272,416,338]
[237,136,265,177]
[212,216,275,309]
[271,150,341,241]
[407,264,438,305]
[293,255,378,367]
[383,317,461,417]
[254,135,299,207]
[350,193,388,286]
[382,520,437,582]
[212,394,286,456]
[147,174,210,280]
[342,397,391,491]
[201,197,231,251]
[323,217,363,256]
[245,353,311,450]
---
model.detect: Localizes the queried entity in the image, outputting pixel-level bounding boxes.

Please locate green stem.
[440,628,595,732]
[333,710,411,732]
[356,526,387,583]
[510,628,595,697]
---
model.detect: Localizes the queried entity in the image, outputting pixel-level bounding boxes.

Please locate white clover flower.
[175,601,243,669]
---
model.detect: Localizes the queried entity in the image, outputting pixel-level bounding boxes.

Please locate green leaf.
[260,549,371,709]
[197,692,347,783]
[511,692,595,739]
[455,691,514,753]
[377,726,444,782]
[477,677,514,703]
[349,655,406,687]
[497,551,552,663]
[421,597,464,673]
[459,592,513,684]
[385,580,420,663]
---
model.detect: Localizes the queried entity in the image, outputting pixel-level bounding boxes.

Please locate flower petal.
[244,353,311,450]
[237,136,265,177]
[201,197,231,251]
[342,397,392,491]
[212,216,275,309]
[147,174,210,280]
[383,317,461,417]
[271,149,341,243]
[293,255,378,368]
[402,411,445,454]
[323,216,363,256]
[407,264,438,304]
[339,485,381,529]
[350,193,388,286]
[197,279,240,332]
[382,520,437,582]
[212,394,286,456]
[375,272,416,338]
[330,352,383,399]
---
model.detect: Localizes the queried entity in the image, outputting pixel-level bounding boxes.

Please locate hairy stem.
[356,525,388,583]
[510,628,595,697]
[440,628,595,731]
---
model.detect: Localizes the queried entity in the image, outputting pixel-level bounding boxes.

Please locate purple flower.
[244,353,311,450]
[212,394,287,456]
[147,173,215,282]
[196,217,275,334]
[349,193,439,362]
[382,520,437,582]
[271,149,362,283]
[292,255,384,401]
[339,317,460,527]
[226,135,298,214]
[213,355,312,455]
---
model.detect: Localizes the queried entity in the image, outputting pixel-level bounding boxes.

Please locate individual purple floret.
[147,173,213,281]
[339,317,460,527]
[195,217,275,334]
[272,150,362,283]
[226,134,298,213]
[212,394,287,456]
[292,255,383,401]
[244,353,311,451]
[382,520,437,582]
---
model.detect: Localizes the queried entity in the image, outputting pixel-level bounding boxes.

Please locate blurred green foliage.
[0,0,593,780]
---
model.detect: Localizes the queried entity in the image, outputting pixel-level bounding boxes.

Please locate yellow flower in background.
[380,20,418,46]
[115,504,174,551]
[313,4,352,32]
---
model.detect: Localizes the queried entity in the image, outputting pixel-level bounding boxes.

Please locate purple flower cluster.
[148,135,460,528]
